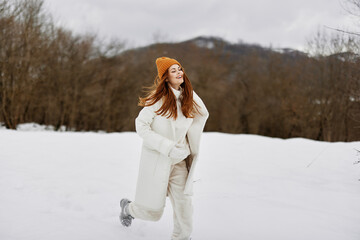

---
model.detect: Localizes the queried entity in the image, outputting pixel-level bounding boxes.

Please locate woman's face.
[167,64,183,90]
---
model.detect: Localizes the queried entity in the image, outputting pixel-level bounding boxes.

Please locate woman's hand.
[168,143,190,164]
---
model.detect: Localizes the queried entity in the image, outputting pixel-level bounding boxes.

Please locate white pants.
[128,160,193,240]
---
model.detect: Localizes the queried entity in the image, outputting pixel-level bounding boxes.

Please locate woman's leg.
[127,201,164,221]
[167,160,193,240]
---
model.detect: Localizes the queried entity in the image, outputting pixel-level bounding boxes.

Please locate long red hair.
[138,67,200,119]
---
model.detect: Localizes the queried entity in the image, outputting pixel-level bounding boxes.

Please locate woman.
[120,57,209,240]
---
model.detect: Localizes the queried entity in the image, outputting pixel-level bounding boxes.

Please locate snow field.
[0,126,359,240]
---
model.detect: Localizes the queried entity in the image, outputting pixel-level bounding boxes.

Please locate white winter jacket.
[133,90,209,211]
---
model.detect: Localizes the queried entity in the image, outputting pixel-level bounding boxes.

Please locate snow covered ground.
[1,123,359,240]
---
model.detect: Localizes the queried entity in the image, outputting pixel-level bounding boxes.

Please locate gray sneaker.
[120,198,134,227]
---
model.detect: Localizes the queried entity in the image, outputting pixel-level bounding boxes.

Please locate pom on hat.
[155,57,182,80]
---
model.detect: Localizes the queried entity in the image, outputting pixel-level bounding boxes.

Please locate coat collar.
[169,85,182,100]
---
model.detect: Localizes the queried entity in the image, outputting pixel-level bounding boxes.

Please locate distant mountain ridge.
[122,35,308,61]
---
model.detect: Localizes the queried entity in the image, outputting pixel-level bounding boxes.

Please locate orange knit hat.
[155,57,182,80]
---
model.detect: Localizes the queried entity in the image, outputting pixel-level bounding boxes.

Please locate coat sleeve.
[135,103,176,157]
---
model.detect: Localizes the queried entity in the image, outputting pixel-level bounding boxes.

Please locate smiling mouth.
[177,76,183,79]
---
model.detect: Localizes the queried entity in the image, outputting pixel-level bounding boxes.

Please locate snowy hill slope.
[0,126,359,240]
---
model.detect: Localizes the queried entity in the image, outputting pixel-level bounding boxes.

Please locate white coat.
[133,91,209,212]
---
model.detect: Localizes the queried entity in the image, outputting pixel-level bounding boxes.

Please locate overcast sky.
[44,0,356,51]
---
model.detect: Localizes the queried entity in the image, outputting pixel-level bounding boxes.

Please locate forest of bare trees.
[1,0,360,141]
